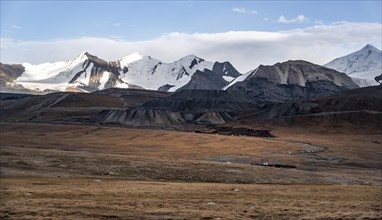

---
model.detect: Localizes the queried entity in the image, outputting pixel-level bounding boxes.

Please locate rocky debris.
[251,163,297,169]
[211,127,274,137]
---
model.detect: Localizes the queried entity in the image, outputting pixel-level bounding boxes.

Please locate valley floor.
[1,177,381,220]
[0,122,381,219]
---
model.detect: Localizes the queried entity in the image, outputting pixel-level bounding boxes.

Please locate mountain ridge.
[2,52,241,93]
[1,44,379,93]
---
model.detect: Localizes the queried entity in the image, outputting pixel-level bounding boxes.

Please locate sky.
[1,0,381,73]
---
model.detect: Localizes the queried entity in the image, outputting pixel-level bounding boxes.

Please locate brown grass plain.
[1,122,381,219]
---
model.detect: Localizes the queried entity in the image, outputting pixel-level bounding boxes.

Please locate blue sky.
[1,1,381,71]
[2,0,381,41]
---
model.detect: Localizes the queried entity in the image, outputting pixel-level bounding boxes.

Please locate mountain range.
[1,45,381,130]
[0,52,240,93]
[0,44,380,94]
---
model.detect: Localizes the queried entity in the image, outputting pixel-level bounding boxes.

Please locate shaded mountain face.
[252,85,382,120]
[225,60,359,102]
[5,52,241,93]
[0,63,25,81]
[97,89,261,127]
[179,69,228,90]
[325,44,382,87]
[0,63,29,93]
[140,89,258,113]
[237,85,382,132]
[0,88,171,122]
[375,74,382,83]
[174,61,241,91]
[212,62,241,78]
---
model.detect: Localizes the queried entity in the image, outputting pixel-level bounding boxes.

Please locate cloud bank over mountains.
[1,22,381,73]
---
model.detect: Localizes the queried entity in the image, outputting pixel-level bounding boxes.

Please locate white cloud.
[1,22,381,73]
[278,15,307,24]
[232,7,257,14]
[112,23,122,27]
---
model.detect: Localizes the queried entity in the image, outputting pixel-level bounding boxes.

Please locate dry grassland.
[1,177,381,220]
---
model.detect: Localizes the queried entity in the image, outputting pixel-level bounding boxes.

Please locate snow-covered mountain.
[324,44,381,87]
[2,52,240,93]
[116,53,240,91]
[14,52,120,92]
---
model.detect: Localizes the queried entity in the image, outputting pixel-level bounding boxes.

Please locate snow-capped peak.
[177,54,208,70]
[179,54,199,60]
[119,53,144,66]
[178,54,205,64]
[71,51,91,65]
[362,44,380,52]
[324,44,381,87]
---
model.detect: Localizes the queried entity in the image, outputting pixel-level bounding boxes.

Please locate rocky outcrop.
[179,69,228,90]
[375,74,382,84]
[227,60,358,103]
[99,108,186,127]
[252,60,358,89]
[67,53,129,91]
[0,63,29,93]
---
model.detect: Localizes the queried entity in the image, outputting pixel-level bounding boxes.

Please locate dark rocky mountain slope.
[226,60,358,102]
